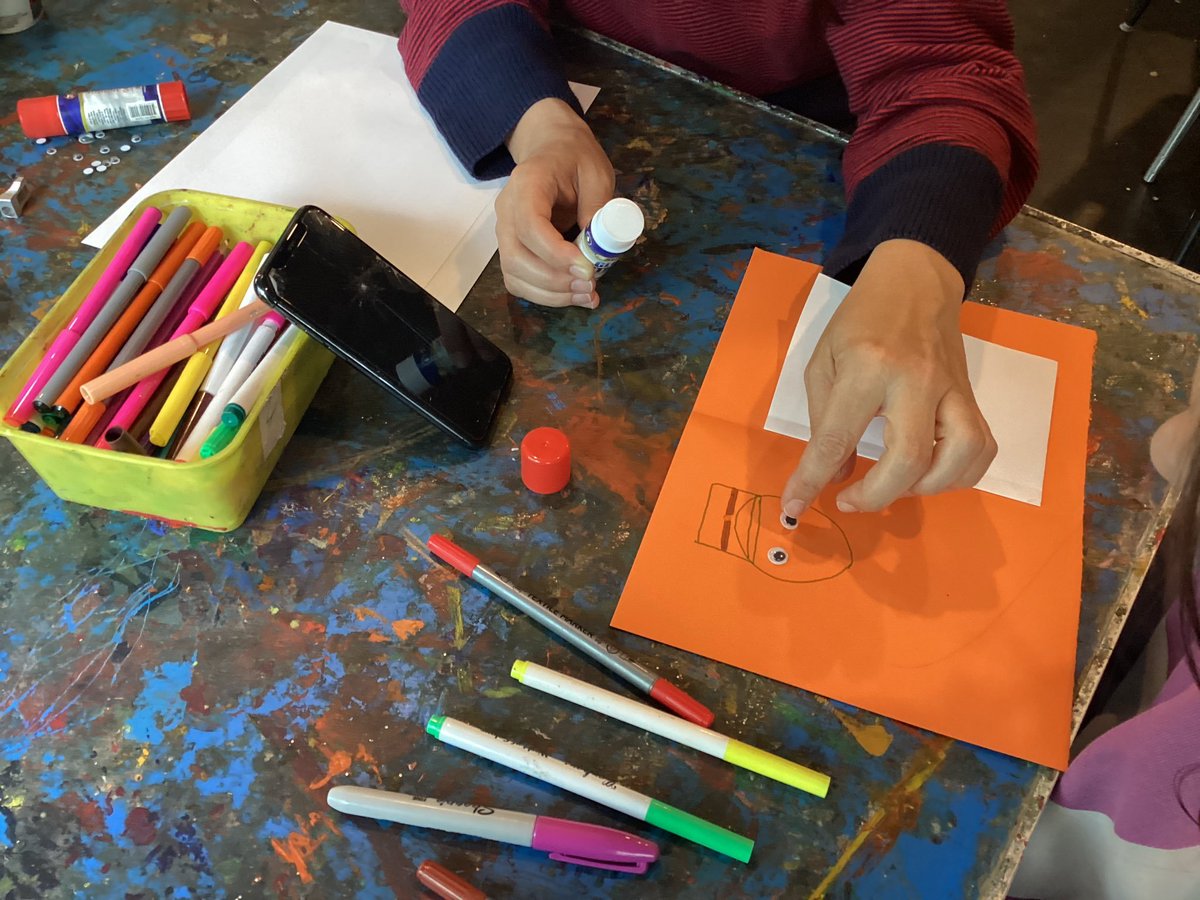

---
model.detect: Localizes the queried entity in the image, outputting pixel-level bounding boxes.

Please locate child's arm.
[398,1,583,179]
[820,0,1038,287]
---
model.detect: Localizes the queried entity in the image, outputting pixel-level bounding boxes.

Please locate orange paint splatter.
[308,750,352,790]
[391,619,424,641]
[352,606,387,624]
[259,575,275,593]
[366,632,389,643]
[271,829,326,885]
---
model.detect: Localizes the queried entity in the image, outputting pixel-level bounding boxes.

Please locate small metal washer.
[95,164,108,173]
[94,131,107,139]
[109,157,120,165]
[45,147,57,155]
[98,145,110,154]
[82,167,94,175]
[131,135,142,143]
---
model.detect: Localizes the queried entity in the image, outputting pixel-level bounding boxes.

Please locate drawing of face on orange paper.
[695,483,852,583]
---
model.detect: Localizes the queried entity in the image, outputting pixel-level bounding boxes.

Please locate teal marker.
[427,715,754,863]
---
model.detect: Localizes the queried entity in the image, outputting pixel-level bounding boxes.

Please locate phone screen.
[256,207,512,447]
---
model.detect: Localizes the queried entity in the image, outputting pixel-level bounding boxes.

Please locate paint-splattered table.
[1,3,1197,897]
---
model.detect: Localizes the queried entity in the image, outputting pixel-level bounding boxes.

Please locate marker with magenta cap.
[4,206,161,427]
[45,220,207,428]
[327,786,658,874]
[149,241,272,447]
[426,534,713,727]
[100,242,255,449]
[427,716,754,863]
[35,206,193,417]
[512,661,830,798]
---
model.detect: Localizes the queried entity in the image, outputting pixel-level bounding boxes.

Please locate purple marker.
[327,786,659,874]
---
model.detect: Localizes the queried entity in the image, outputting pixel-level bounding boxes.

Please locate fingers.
[783,367,882,518]
[909,391,997,495]
[576,158,616,231]
[837,391,936,513]
[496,170,597,308]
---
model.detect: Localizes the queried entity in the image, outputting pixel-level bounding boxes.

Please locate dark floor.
[1010,0,1200,271]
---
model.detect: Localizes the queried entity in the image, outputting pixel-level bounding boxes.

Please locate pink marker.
[99,242,254,449]
[5,207,161,427]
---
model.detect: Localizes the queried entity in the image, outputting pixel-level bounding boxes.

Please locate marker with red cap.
[426,534,714,727]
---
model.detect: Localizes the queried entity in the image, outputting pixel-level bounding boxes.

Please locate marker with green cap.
[426,715,754,863]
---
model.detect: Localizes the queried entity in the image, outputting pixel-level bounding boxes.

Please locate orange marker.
[60,226,222,444]
[46,222,207,424]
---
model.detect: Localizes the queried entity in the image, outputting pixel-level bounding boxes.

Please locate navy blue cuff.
[824,144,1004,290]
[417,5,583,180]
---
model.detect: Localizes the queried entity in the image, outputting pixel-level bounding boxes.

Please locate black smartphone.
[255,205,512,448]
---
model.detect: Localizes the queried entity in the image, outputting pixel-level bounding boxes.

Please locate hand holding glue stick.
[174,312,287,461]
[199,326,303,459]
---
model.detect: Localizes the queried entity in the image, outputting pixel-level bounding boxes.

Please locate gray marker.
[35,206,192,411]
[110,224,214,370]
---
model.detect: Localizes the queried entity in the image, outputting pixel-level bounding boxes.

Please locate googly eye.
[82,167,94,175]
[98,146,110,154]
[768,547,789,566]
[109,157,120,165]
[72,153,83,161]
[45,147,57,155]
[120,144,131,152]
[35,137,47,145]
[95,164,108,173]
[78,135,94,144]
[780,511,798,530]
[131,135,142,143]
[94,131,107,139]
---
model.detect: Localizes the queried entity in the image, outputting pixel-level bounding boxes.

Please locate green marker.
[426,715,754,863]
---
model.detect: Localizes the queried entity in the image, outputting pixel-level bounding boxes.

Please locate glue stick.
[17,81,191,139]
[575,198,645,278]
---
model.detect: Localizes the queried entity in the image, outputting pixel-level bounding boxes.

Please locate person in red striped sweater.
[399,1,1038,515]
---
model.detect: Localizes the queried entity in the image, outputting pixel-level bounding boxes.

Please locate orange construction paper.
[611,249,1095,769]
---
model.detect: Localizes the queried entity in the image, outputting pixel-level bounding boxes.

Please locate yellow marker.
[147,240,272,446]
[511,660,830,798]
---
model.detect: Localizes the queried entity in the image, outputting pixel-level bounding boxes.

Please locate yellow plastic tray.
[0,189,334,531]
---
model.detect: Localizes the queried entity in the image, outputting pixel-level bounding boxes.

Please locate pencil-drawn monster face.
[696,483,852,583]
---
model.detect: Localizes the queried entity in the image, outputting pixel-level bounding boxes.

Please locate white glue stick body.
[576,198,645,278]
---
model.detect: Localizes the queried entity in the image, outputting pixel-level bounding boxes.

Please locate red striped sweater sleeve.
[820,0,1038,284]
[398,0,581,178]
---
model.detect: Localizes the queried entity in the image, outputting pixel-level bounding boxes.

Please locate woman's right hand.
[498,97,615,309]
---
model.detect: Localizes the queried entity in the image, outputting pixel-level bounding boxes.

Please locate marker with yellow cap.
[511,660,829,799]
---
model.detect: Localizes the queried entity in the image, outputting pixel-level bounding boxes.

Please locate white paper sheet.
[86,21,600,311]
[765,275,1059,506]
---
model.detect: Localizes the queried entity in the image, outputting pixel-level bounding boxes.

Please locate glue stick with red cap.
[17,81,191,139]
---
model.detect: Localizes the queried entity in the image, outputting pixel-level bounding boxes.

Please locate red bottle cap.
[17,95,65,139]
[158,81,191,123]
[521,427,571,494]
